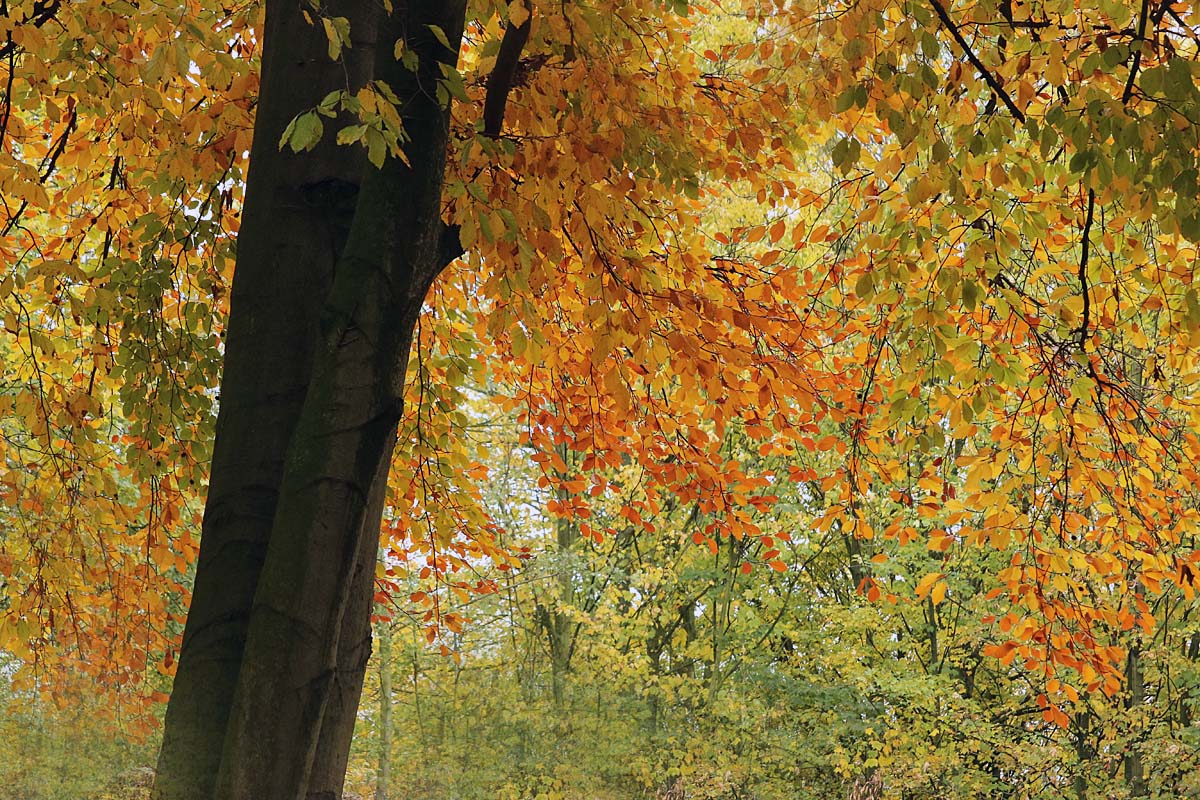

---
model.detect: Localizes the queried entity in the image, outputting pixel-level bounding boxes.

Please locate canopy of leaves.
[1,0,1200,776]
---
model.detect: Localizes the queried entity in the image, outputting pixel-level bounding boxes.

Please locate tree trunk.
[154,1,376,797]
[155,0,468,797]
[1071,709,1092,800]
[211,2,467,798]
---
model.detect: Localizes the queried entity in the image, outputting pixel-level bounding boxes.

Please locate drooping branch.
[929,0,1026,124]
[482,4,532,138]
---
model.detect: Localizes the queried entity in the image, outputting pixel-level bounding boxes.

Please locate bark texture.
[307,475,389,800]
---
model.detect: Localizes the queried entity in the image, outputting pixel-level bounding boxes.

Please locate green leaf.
[854,271,875,299]
[426,24,451,51]
[1069,376,1096,402]
[280,111,324,152]
[336,124,367,145]
[439,63,469,103]
[477,209,495,244]
[497,208,519,241]
[1101,45,1125,70]
[322,17,352,62]
[835,87,857,113]
[364,127,387,168]
[318,90,343,116]
[919,30,939,59]
[962,279,980,311]
[1139,65,1165,96]
[832,137,855,169]
[1181,213,1200,243]
[142,46,166,83]
[1166,58,1197,102]
[373,79,400,104]
[173,39,190,76]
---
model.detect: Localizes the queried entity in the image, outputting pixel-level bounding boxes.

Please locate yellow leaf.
[914,571,943,600]
[930,580,948,606]
[509,0,530,28]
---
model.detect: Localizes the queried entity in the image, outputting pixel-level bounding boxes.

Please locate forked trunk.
[155,0,468,798]
[154,1,376,797]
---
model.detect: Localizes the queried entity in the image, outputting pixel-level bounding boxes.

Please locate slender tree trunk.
[154,2,376,797]
[550,502,576,706]
[543,442,577,707]
[375,621,393,800]
[1124,643,1147,797]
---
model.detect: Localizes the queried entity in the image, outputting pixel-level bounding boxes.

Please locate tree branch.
[38,106,76,181]
[929,0,1026,124]
[438,222,463,267]
[0,45,14,148]
[1077,188,1095,349]
[482,5,532,138]
[1121,0,1151,103]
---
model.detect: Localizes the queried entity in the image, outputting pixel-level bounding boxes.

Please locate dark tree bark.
[153,0,470,797]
